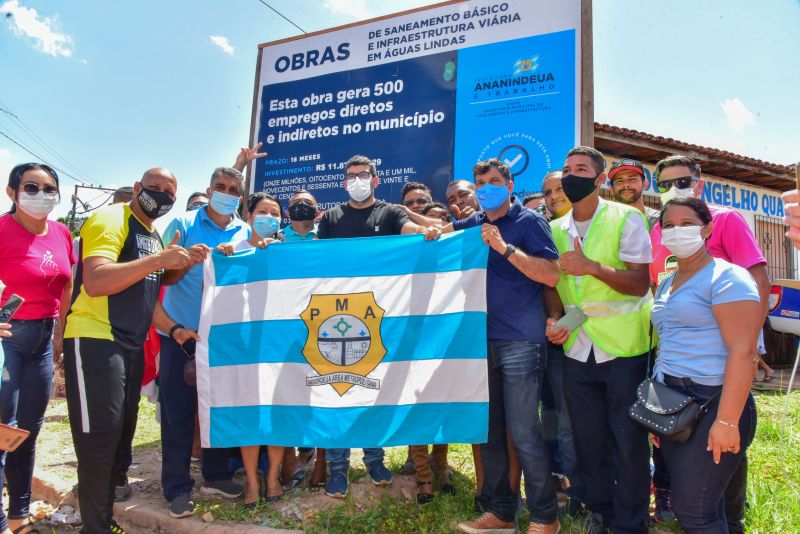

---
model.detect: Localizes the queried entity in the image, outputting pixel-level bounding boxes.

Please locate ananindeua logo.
[300,292,387,396]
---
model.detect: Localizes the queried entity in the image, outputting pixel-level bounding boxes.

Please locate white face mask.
[17,191,59,219]
[346,177,373,202]
[662,225,706,258]
[660,185,695,206]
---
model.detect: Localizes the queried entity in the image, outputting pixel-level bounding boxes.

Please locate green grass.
[44,390,800,532]
[130,399,160,450]
[199,391,800,533]
[743,391,800,533]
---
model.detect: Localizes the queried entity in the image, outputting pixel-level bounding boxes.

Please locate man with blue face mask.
[441,158,562,534]
[158,166,250,519]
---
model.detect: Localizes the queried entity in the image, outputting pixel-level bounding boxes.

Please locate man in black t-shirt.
[317,199,409,238]
[317,156,440,239]
[316,155,439,499]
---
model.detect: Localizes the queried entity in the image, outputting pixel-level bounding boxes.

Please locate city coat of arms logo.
[300,292,387,396]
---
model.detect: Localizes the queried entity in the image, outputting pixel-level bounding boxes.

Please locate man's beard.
[617,189,642,204]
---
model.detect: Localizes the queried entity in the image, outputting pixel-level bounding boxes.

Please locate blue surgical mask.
[209,191,240,215]
[476,183,509,211]
[252,214,280,237]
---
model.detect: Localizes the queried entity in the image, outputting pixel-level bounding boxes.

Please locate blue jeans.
[481,340,558,524]
[660,382,756,534]
[0,319,54,530]
[327,447,384,474]
[159,335,233,502]
[541,343,584,502]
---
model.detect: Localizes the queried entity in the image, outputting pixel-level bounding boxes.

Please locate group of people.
[0,141,787,534]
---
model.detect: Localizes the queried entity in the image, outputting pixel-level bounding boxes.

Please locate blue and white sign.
[251,0,583,210]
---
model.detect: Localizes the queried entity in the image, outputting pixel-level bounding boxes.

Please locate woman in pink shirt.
[0,163,76,534]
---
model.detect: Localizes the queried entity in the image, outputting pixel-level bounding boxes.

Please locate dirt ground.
[23,398,420,532]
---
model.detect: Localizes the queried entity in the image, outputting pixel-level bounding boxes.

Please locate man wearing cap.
[608,159,661,230]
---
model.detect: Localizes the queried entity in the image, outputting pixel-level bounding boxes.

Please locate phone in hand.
[0,294,24,323]
[0,424,29,452]
[180,338,196,358]
[555,308,588,332]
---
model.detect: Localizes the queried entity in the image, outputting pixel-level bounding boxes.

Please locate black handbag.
[628,327,720,443]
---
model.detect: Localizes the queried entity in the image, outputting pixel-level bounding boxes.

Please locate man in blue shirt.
[445,159,562,534]
[158,167,250,519]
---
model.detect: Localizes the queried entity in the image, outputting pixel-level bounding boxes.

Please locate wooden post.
[245,47,264,197]
[581,0,594,148]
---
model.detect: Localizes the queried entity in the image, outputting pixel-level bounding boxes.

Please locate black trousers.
[64,338,143,534]
[563,351,650,534]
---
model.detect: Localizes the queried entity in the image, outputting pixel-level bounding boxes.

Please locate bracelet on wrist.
[168,323,185,340]
[716,418,738,429]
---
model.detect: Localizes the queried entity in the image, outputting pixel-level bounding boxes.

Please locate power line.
[0,128,93,185]
[0,107,98,185]
[253,0,307,34]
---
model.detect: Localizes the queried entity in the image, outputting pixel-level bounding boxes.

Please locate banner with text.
[252,0,583,210]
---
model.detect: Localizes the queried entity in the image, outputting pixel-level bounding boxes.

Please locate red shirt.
[0,214,77,319]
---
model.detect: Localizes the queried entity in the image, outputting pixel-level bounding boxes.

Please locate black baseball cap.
[608,159,645,180]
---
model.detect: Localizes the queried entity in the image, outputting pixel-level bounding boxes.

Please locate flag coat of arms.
[197,227,489,448]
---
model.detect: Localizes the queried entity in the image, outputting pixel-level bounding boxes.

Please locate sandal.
[243,476,262,509]
[264,474,284,502]
[12,523,40,534]
[764,373,775,382]
[416,481,434,504]
[243,486,261,509]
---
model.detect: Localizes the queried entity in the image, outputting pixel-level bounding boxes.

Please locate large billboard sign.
[249,0,589,210]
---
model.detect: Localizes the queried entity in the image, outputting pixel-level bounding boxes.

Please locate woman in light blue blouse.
[651,197,760,534]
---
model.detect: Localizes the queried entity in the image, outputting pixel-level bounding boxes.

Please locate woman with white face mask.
[650,197,761,534]
[216,192,285,507]
[0,163,77,534]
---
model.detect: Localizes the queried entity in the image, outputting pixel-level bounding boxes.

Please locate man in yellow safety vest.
[545,146,653,534]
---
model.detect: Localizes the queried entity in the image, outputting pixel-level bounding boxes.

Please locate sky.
[1,0,799,225]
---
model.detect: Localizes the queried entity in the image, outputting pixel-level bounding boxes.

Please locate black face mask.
[287,201,316,221]
[138,187,175,219]
[560,173,598,203]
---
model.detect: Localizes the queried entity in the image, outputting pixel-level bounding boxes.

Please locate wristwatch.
[502,244,516,259]
[168,323,185,340]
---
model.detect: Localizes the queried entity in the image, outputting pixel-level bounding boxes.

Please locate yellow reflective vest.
[550,201,653,357]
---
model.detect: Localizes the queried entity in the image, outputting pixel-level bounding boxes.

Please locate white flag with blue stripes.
[196,227,489,448]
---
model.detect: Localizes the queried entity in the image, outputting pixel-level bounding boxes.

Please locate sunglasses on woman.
[22,182,60,196]
[655,176,696,193]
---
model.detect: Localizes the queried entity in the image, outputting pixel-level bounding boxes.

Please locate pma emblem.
[300,292,386,396]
